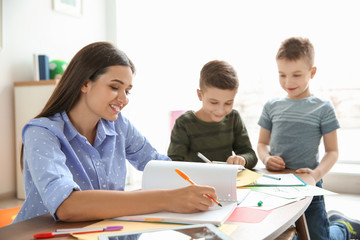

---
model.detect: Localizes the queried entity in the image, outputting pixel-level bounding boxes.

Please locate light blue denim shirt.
[14,111,170,223]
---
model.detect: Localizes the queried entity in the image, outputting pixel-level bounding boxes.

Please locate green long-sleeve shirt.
[167,110,258,169]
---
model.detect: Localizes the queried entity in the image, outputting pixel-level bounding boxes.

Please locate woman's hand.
[164,185,217,213]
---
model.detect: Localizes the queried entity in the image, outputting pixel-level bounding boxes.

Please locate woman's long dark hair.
[20,42,135,170]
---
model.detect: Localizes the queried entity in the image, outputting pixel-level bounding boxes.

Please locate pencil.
[197,152,212,163]
[260,173,281,180]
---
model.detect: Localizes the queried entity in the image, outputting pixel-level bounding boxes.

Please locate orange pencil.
[175,168,222,207]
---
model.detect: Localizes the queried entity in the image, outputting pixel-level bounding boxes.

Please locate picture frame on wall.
[53,0,82,17]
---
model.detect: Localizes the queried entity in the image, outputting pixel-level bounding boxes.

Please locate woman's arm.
[56,185,217,222]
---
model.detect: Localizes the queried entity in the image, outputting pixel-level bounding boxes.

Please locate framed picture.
[53,0,82,17]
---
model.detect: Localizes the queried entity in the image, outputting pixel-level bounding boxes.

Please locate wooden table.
[0,170,314,240]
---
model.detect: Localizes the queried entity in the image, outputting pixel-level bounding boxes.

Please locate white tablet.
[98,223,231,240]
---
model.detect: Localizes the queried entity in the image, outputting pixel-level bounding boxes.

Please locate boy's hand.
[226,155,246,166]
[295,168,318,182]
[264,156,285,170]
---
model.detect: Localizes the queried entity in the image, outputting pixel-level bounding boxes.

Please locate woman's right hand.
[163,185,218,213]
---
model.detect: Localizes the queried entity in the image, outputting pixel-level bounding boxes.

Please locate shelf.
[13,80,59,87]
[14,82,58,199]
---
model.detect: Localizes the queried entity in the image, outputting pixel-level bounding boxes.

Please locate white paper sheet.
[142,160,239,202]
[237,190,303,210]
[249,185,338,199]
[249,173,306,186]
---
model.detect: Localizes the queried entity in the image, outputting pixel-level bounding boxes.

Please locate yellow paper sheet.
[218,223,239,236]
[72,220,182,240]
[236,169,262,187]
[72,219,238,240]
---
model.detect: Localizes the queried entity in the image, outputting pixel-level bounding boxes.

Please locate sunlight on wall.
[117,0,360,164]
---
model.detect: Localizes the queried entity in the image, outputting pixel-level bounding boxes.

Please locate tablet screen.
[103,225,229,240]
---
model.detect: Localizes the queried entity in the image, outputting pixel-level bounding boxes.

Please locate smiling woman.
[14,41,221,225]
[76,65,133,126]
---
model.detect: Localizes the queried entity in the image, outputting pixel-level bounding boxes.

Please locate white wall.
[116,0,360,156]
[116,0,360,194]
[0,0,111,198]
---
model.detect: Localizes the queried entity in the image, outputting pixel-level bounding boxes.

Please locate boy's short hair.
[200,60,239,90]
[276,37,315,68]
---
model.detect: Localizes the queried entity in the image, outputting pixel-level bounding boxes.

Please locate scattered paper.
[247,185,338,199]
[246,173,306,187]
[237,190,303,210]
[226,207,272,223]
[236,169,262,187]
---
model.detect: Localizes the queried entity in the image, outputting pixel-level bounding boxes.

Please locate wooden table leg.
[295,214,310,240]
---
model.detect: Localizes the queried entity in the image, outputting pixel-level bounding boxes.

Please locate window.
[117,0,360,166]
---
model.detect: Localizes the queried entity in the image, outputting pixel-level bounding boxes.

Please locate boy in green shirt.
[167,60,257,169]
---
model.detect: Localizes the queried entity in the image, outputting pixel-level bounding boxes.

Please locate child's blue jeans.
[294,180,349,240]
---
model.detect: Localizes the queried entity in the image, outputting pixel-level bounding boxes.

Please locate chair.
[275,214,310,240]
[275,225,296,240]
[169,110,186,132]
[0,206,21,227]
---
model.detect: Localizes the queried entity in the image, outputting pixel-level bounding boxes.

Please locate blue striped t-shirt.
[258,95,340,170]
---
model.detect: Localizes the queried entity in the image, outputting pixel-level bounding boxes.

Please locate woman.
[14,42,217,223]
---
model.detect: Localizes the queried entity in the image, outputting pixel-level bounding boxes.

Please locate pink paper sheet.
[227,207,273,223]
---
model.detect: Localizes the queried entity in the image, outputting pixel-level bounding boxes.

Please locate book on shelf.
[33,54,50,80]
[33,54,39,81]
[113,160,240,226]
[38,55,50,80]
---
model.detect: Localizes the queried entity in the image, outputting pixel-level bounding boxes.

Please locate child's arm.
[167,121,190,161]
[257,127,285,170]
[231,115,258,168]
[296,130,339,182]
